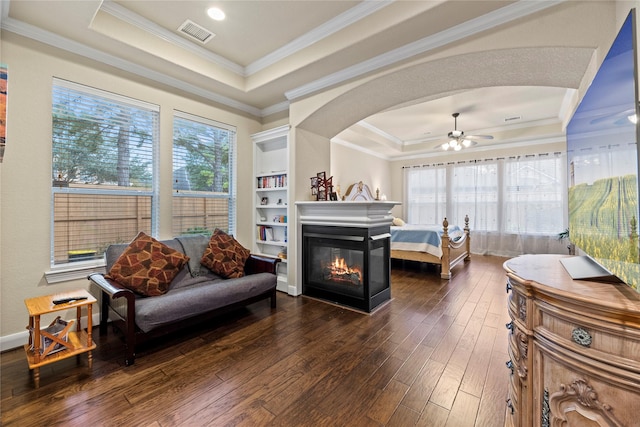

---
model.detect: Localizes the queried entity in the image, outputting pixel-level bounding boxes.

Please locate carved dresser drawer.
[503,255,640,427]
[536,300,640,372]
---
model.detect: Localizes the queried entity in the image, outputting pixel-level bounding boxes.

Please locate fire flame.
[329,257,362,283]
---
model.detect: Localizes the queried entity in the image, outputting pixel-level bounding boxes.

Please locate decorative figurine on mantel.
[343,181,376,201]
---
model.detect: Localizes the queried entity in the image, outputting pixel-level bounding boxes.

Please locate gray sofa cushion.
[134,272,276,332]
[175,234,211,276]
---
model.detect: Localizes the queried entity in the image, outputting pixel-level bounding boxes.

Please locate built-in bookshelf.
[251,125,289,293]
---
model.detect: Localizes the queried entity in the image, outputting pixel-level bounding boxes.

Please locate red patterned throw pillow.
[106,232,189,296]
[201,228,250,279]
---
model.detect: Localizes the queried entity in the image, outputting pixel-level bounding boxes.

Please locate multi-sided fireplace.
[297,201,400,313]
[303,225,390,312]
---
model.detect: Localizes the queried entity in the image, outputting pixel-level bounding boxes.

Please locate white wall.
[0,33,262,348]
[330,142,392,203]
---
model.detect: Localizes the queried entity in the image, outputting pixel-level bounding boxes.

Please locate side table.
[24,289,97,388]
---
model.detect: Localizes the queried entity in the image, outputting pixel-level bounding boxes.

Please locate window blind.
[172,111,237,237]
[51,79,159,265]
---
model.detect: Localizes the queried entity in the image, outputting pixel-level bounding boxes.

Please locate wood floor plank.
[392,343,435,386]
[460,325,498,398]
[1,255,510,426]
[445,390,481,427]
[416,402,450,427]
[401,358,446,413]
[386,403,421,426]
[474,329,511,427]
[367,379,410,425]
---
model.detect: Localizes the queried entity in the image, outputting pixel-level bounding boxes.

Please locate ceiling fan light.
[628,114,638,124]
[442,142,450,150]
[462,139,472,147]
[454,144,462,151]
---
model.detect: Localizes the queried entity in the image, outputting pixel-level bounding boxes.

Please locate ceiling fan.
[440,112,494,151]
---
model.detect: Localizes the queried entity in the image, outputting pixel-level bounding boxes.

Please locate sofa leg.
[100,292,110,336]
[270,289,277,309]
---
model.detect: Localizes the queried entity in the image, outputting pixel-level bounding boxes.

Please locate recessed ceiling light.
[207,7,225,21]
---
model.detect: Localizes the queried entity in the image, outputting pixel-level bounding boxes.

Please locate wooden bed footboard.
[391,215,471,279]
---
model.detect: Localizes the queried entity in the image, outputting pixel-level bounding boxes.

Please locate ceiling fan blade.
[466,134,494,140]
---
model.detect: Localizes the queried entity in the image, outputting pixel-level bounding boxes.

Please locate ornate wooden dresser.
[503,254,640,427]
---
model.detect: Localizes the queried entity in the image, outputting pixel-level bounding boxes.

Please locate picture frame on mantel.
[310,171,334,201]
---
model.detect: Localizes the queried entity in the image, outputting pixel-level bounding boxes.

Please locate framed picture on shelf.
[318,189,326,201]
[261,197,269,205]
[329,192,338,201]
[317,171,326,181]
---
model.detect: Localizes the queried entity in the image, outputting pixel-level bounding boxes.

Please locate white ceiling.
[1,0,629,159]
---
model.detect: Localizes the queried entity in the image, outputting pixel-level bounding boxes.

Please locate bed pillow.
[200,228,250,279]
[106,231,190,296]
[392,217,406,226]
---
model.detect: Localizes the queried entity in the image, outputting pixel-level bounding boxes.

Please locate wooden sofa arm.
[87,273,137,342]
[245,254,281,275]
[88,273,135,299]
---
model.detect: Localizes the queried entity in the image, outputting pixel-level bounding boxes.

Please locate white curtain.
[404,152,569,257]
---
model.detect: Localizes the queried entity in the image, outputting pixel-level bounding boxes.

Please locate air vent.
[177,20,215,44]
[504,116,522,122]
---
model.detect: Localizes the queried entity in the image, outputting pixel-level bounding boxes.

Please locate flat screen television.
[563,9,639,292]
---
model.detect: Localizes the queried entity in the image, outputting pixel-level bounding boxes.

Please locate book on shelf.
[257,174,287,189]
[257,225,276,241]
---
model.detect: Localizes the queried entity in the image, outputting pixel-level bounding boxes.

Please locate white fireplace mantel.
[295,201,401,228]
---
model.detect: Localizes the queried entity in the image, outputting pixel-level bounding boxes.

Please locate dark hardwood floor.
[1,255,511,426]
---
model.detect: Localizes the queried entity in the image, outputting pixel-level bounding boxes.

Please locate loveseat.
[88,233,279,365]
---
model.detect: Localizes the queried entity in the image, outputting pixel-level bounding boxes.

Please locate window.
[172,111,236,237]
[503,155,566,234]
[404,153,567,256]
[51,79,159,266]
[451,162,499,232]
[406,165,446,225]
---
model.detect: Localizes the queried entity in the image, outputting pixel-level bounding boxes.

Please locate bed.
[390,215,471,279]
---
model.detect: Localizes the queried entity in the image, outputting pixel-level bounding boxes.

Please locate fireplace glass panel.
[369,245,385,296]
[308,246,364,298]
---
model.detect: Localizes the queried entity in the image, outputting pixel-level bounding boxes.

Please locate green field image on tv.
[568,174,639,291]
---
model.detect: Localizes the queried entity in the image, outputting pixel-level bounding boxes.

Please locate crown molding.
[1,0,566,119]
[245,0,393,75]
[285,0,565,101]
[390,133,566,162]
[356,120,404,146]
[1,15,263,117]
[260,100,290,117]
[331,137,391,161]
[99,0,244,75]
[102,0,392,78]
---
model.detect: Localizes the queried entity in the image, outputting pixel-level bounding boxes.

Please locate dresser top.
[504,254,640,319]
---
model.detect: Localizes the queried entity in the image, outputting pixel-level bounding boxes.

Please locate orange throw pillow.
[201,228,250,278]
[106,232,189,296]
